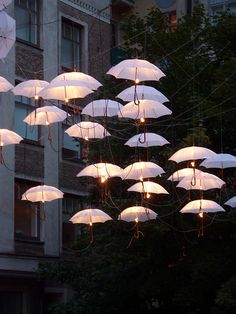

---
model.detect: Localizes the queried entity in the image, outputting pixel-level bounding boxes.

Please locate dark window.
[0,292,23,314]
[15,180,41,240]
[15,0,39,45]
[186,0,192,15]
[62,196,82,248]
[61,18,82,71]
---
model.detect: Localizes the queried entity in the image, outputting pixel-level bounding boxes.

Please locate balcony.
[112,0,135,12]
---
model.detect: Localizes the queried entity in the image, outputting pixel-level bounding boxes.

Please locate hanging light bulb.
[100,176,107,183]
[135,78,139,84]
[146,192,151,199]
[0,141,3,147]
[85,136,89,141]
[89,221,93,227]
[135,217,139,223]
[34,95,39,101]
[140,117,145,123]
[139,176,143,182]
[65,98,69,103]
[45,119,50,126]
[190,160,195,167]
[199,212,204,218]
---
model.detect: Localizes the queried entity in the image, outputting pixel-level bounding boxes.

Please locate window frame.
[15,0,40,46]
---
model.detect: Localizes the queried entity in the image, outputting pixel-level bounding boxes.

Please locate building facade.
[0,0,112,313]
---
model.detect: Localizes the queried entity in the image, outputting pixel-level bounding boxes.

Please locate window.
[0,292,23,314]
[62,196,82,248]
[15,180,40,240]
[61,18,82,71]
[15,0,39,45]
[14,84,39,142]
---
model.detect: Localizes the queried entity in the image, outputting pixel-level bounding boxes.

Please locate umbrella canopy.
[169,146,217,163]
[119,206,157,222]
[0,11,15,60]
[118,99,172,120]
[224,196,236,208]
[24,105,68,126]
[0,76,13,92]
[65,121,111,140]
[107,58,165,82]
[0,129,23,146]
[200,153,236,169]
[125,132,169,147]
[123,161,165,181]
[77,163,124,182]
[51,71,102,90]
[168,168,202,182]
[128,181,169,195]
[38,80,93,101]
[12,80,49,98]
[177,171,225,191]
[21,185,64,203]
[117,85,169,103]
[70,208,112,225]
[0,0,12,10]
[180,199,225,214]
[81,99,123,117]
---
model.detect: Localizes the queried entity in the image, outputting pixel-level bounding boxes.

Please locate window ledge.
[15,237,44,245]
[20,139,44,148]
[16,38,43,51]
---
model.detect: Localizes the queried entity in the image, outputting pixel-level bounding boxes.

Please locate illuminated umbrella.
[38,80,93,101]
[70,208,112,242]
[0,0,12,10]
[21,185,63,203]
[168,168,202,182]
[0,76,13,92]
[107,58,165,83]
[125,132,169,147]
[81,99,123,117]
[12,79,49,99]
[123,161,165,181]
[118,99,172,121]
[128,181,169,199]
[65,121,111,140]
[0,11,15,60]
[77,162,123,182]
[117,85,169,103]
[24,106,67,125]
[180,199,225,214]
[24,106,68,142]
[200,153,236,169]
[224,196,236,208]
[169,146,216,163]
[177,171,225,191]
[51,71,102,90]
[0,129,23,163]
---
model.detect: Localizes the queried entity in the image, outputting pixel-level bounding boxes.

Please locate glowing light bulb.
[100,176,107,183]
[190,161,195,167]
[199,212,204,218]
[135,217,139,223]
[140,117,145,123]
[85,136,89,141]
[89,221,93,227]
[146,192,151,199]
[35,95,39,100]
[0,141,3,147]
[65,98,69,103]
[45,120,50,126]
[135,78,139,84]
[139,176,143,182]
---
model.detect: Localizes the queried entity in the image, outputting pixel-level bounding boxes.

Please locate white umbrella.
[168,168,202,182]
[177,171,225,191]
[0,128,23,163]
[118,99,172,121]
[125,132,169,147]
[77,162,123,182]
[24,105,67,126]
[128,181,169,198]
[70,208,112,243]
[224,196,236,208]
[65,121,111,140]
[38,80,93,101]
[119,206,157,222]
[0,11,15,60]
[51,71,102,90]
[0,0,12,10]
[0,76,13,92]
[180,199,225,214]
[81,99,123,117]
[169,146,217,163]
[21,185,64,203]
[107,58,165,82]
[117,85,169,103]
[200,153,236,169]
[123,161,165,181]
[12,80,49,99]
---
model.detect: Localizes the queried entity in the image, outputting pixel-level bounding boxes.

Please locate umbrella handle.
[89,224,94,243]
[134,84,140,106]
[0,146,3,164]
[191,167,196,186]
[138,131,146,144]
[48,125,52,144]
